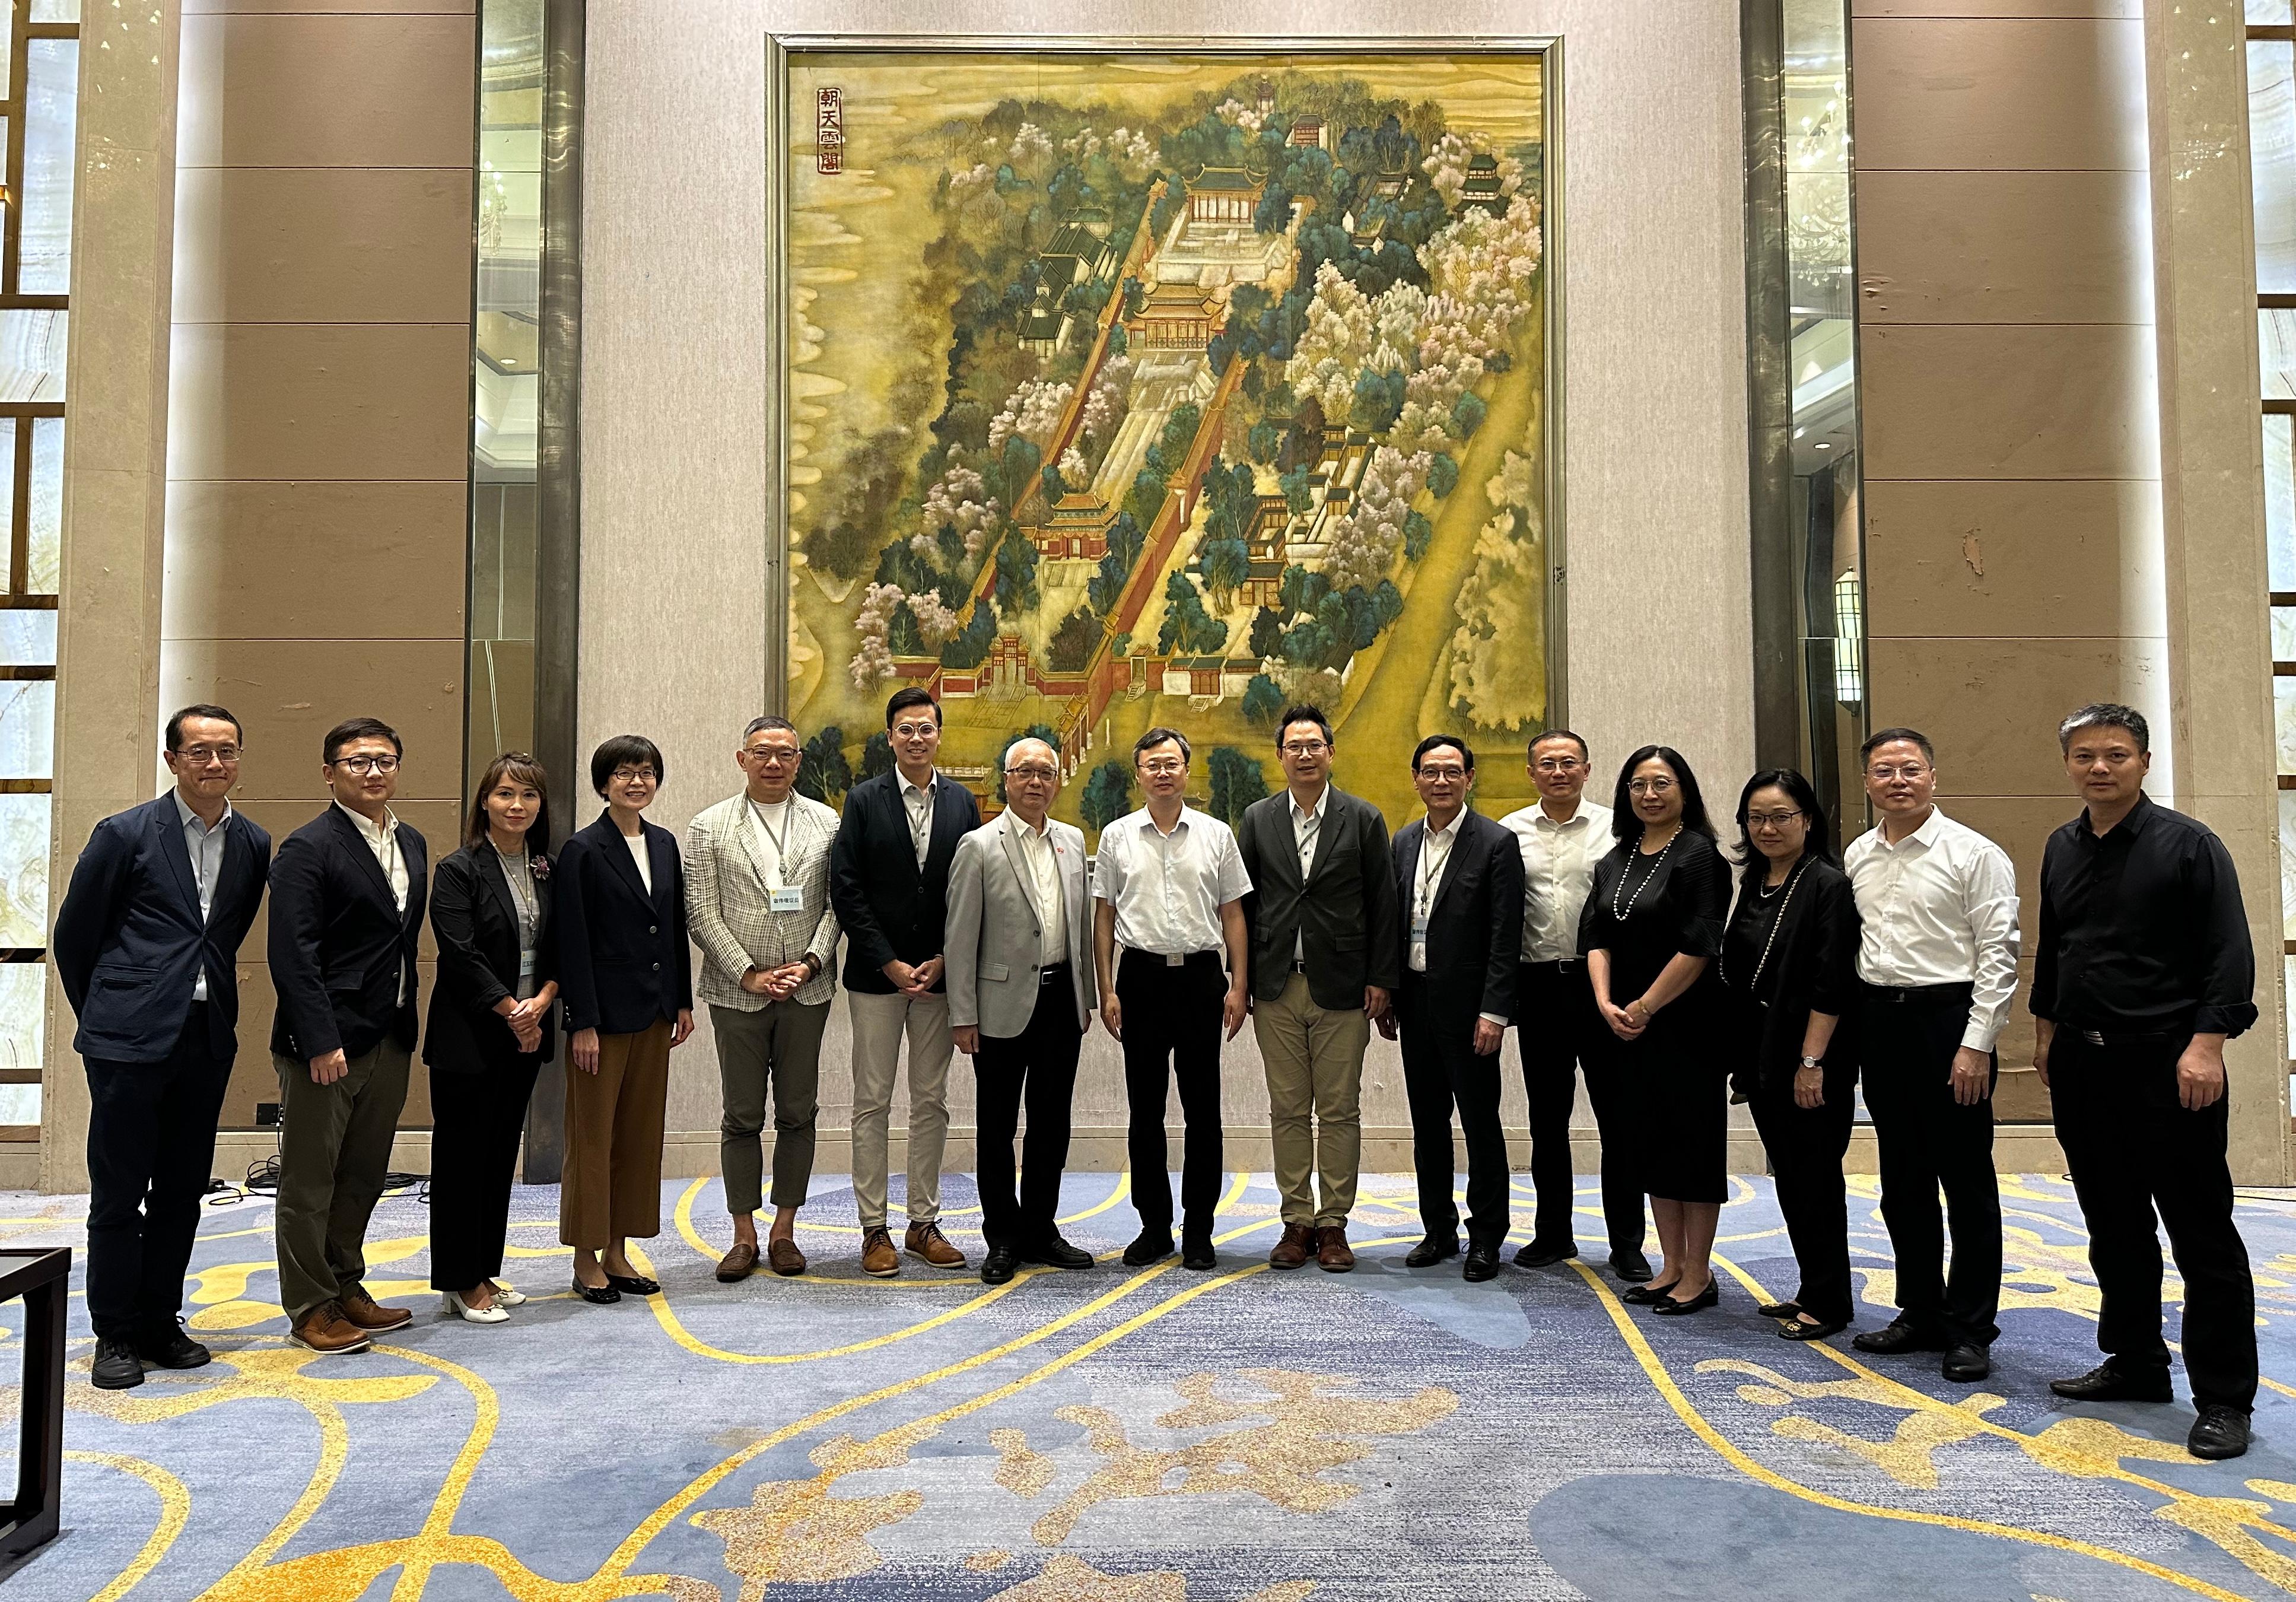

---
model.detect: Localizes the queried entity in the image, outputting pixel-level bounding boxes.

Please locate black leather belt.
[1863,981,1971,1003]
[1038,962,1071,986]
[1522,958,1582,972]
[2069,1026,2187,1048]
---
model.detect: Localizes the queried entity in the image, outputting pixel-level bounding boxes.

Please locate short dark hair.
[885,686,941,729]
[466,751,552,851]
[167,703,241,752]
[1134,726,1191,765]
[1528,729,1589,764]
[2058,702,2150,755]
[1731,767,1834,888]
[1861,726,1935,767]
[742,715,799,743]
[1608,745,1716,843]
[1412,734,1473,772]
[590,733,665,797]
[1274,704,1333,750]
[323,717,401,765]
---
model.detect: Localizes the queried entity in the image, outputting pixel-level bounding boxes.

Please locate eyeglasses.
[742,746,799,765]
[1416,765,1468,782]
[1868,763,1929,782]
[1281,740,1328,758]
[1627,778,1676,796]
[176,744,241,767]
[1532,757,1583,773]
[891,722,939,740]
[1748,810,1803,828]
[610,765,659,783]
[329,754,399,775]
[1005,764,1057,783]
[1140,759,1186,777]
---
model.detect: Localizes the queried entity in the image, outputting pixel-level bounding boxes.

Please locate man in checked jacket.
[684,716,842,1280]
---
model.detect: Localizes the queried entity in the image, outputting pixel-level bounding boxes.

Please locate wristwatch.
[1799,1054,1823,1069]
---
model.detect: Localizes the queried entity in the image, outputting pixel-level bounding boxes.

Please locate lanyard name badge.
[754,800,807,913]
[1413,831,1454,946]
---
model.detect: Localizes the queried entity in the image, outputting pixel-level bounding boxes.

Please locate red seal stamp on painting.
[816,87,844,174]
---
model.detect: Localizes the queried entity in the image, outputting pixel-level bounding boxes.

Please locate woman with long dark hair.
[1579,745,1731,1312]
[1723,768,1862,1340]
[426,752,557,1323]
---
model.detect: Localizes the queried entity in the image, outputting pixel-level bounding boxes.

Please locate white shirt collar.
[335,799,397,844]
[1141,806,1191,839]
[1533,799,1590,829]
[1878,805,1944,851]
[174,791,231,834]
[1012,810,1051,839]
[1289,783,1330,825]
[899,770,937,800]
[1425,809,1464,843]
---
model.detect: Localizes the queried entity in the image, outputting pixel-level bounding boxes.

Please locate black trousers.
[1750,1069,1857,1326]
[974,970,1084,1253]
[1859,982,2001,1344]
[1518,961,1641,1252]
[2050,1031,2257,1411]
[1398,974,1508,1245]
[83,1010,231,1341]
[428,1057,543,1290]
[1118,949,1226,1234]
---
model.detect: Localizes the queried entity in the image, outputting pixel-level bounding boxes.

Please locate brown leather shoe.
[289,1301,373,1355]
[339,1286,413,1332]
[767,1237,806,1277]
[861,1226,901,1277]
[1315,1225,1355,1273]
[1268,1222,1315,1269]
[906,1220,968,1269]
[716,1240,759,1282]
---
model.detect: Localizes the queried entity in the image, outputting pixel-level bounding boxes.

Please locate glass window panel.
[20,40,76,297]
[0,612,55,669]
[2277,607,2296,659]
[0,961,42,1080]
[2276,675,2296,773]
[28,0,79,18]
[0,681,54,781]
[2264,308,2296,399]
[0,311,66,403]
[2281,792,2296,943]
[2269,416,2294,592]
[2286,954,2296,1057]
[2257,40,2296,293]
[0,1083,38,1127]
[0,793,49,948]
[28,417,59,594]
[2259,1,2296,23]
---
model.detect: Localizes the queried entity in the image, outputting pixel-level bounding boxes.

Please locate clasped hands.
[1599,994,1653,1041]
[882,955,944,998]
[742,960,813,1002]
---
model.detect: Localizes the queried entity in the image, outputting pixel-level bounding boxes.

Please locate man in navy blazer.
[266,717,429,1356]
[828,686,982,1276]
[53,704,271,1389]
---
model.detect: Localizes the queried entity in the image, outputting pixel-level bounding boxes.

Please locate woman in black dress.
[427,752,557,1324]
[1579,745,1731,1313]
[1722,768,1861,1341]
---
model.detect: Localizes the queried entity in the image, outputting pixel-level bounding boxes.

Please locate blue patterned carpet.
[3,1169,2295,1601]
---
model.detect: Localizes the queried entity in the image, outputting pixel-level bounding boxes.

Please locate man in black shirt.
[2031,703,2259,1460]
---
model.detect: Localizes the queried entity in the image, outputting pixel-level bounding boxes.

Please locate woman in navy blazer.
[552,735,693,1303]
[425,752,559,1324]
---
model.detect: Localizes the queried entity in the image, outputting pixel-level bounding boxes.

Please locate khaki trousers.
[847,988,952,1229]
[560,1018,672,1249]
[1254,971,1370,1228]
[274,1040,412,1321]
[711,999,830,1216]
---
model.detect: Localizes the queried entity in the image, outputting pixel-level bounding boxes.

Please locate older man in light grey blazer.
[946,736,1097,1285]
[685,716,842,1280]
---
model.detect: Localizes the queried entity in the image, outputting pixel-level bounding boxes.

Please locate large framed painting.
[769,38,1560,841]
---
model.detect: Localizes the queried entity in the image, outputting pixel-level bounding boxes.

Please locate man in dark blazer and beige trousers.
[1234,705,1400,1273]
[945,736,1097,1285]
[268,717,428,1355]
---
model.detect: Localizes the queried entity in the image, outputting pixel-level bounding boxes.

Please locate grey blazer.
[944,810,1096,1037]
[683,791,842,1010]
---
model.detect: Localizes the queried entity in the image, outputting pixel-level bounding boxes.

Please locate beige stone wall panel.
[172,167,477,325]
[167,323,470,483]
[176,13,477,169]
[1855,170,2152,325]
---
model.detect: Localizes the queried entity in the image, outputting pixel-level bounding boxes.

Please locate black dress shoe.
[2190,1404,2253,1460]
[136,1321,212,1370]
[2049,1360,2173,1404]
[90,1336,145,1391]
[981,1248,1019,1285]
[1852,1317,1949,1355]
[1621,1279,1680,1306]
[604,1273,659,1296]
[572,1276,622,1304]
[1942,1343,1992,1382]
[1778,1317,1850,1342]
[1405,1235,1459,1267]
[1513,1239,1578,1269]
[1756,1299,1803,1321]
[1462,1243,1500,1282]
[1122,1228,1175,1267]
[1022,1235,1093,1270]
[1651,1281,1719,1316]
[1180,1235,1216,1272]
[1610,1248,1653,1283]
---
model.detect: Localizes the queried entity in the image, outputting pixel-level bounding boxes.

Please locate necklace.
[1723,856,1810,996]
[1611,831,1678,918]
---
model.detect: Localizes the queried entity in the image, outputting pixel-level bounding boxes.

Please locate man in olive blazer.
[1233,705,1400,1272]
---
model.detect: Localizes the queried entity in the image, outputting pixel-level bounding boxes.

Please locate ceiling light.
[1815,441,1830,450]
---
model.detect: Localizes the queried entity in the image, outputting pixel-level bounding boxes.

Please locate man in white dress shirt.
[1499,731,1645,1278]
[1843,726,2020,1383]
[1092,727,1252,1273]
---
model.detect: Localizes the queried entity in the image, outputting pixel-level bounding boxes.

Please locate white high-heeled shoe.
[442,1290,509,1324]
[488,1280,528,1307]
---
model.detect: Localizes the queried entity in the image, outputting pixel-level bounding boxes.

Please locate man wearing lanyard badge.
[684,717,843,1279]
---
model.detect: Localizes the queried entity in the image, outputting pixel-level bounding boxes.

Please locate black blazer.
[423,843,558,1076]
[52,794,272,1062]
[829,769,982,994]
[269,805,428,1063]
[1236,784,1401,1007]
[1391,810,1524,1031]
[1724,857,1861,1096]
[554,812,691,1035]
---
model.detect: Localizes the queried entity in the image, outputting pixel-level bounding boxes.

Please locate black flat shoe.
[604,1273,660,1296]
[572,1277,622,1304]
[1650,1282,1719,1316]
[1180,1235,1216,1272]
[1777,1316,1850,1342]
[2190,1404,2253,1461]
[1852,1317,1949,1355]
[1610,1248,1653,1283]
[136,1321,212,1370]
[981,1248,1018,1285]
[1122,1229,1175,1267]
[1513,1239,1578,1268]
[1405,1235,1459,1267]
[1621,1279,1680,1306]
[2050,1360,2173,1403]
[1756,1299,1803,1321]
[1021,1235,1093,1270]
